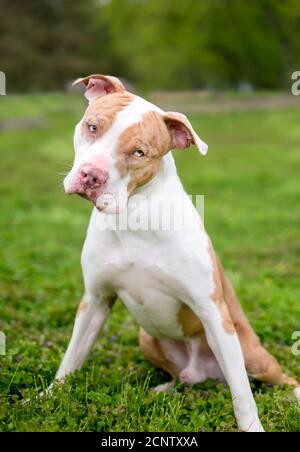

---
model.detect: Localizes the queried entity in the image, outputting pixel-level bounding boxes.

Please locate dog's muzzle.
[64,164,109,204]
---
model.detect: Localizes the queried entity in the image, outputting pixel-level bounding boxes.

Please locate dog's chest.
[84,212,213,340]
[115,265,185,339]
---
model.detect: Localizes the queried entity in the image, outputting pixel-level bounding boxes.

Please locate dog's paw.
[152,380,175,393]
[39,383,54,399]
[239,418,265,432]
[21,383,55,405]
[179,367,206,385]
[293,387,300,402]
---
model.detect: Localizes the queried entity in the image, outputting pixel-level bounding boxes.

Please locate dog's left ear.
[164,112,208,155]
[72,74,125,102]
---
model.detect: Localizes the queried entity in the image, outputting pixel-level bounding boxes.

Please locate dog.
[55,74,300,432]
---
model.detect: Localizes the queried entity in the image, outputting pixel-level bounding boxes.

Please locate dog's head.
[64,74,208,213]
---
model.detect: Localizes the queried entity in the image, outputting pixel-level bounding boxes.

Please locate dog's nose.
[79,167,108,189]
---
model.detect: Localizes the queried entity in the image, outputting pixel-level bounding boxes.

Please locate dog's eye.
[88,124,97,133]
[133,149,145,157]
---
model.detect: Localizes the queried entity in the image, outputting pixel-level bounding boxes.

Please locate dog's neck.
[133,152,182,199]
[93,152,190,236]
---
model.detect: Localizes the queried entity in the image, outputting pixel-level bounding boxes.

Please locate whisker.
[54,171,69,176]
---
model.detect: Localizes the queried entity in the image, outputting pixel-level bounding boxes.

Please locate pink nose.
[79,166,108,189]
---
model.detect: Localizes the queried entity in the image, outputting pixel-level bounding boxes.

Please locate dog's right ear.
[72,74,126,102]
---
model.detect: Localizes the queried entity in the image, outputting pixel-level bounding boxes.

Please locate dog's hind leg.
[139,328,188,392]
[244,341,300,400]
[215,251,300,401]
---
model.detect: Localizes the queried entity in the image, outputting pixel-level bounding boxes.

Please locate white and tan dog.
[56,74,299,432]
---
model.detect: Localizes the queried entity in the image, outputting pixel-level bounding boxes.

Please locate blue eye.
[133,149,145,157]
[88,124,97,133]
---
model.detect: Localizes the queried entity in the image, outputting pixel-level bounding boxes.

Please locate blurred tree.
[0,0,299,91]
[103,0,300,90]
[0,0,124,91]
[203,0,300,88]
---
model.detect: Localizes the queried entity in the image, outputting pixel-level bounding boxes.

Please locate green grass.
[0,92,299,432]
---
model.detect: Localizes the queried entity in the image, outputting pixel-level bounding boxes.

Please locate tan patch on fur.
[198,333,216,359]
[207,242,236,335]
[81,92,133,141]
[76,297,87,317]
[277,374,299,387]
[177,304,205,337]
[116,111,172,194]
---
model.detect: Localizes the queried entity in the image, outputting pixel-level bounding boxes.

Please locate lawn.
[0,92,299,432]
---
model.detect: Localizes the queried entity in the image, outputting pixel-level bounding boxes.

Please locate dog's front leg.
[190,299,264,432]
[55,294,115,381]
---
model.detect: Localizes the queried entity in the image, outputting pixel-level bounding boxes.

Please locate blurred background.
[1,0,300,93]
[1,0,300,432]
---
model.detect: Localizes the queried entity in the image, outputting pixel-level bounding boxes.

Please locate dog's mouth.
[65,176,128,214]
[72,187,97,204]
[74,191,116,213]
[77,190,98,203]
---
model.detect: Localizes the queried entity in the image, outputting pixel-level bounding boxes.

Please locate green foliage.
[0,92,299,431]
[0,0,300,91]
[0,0,120,91]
